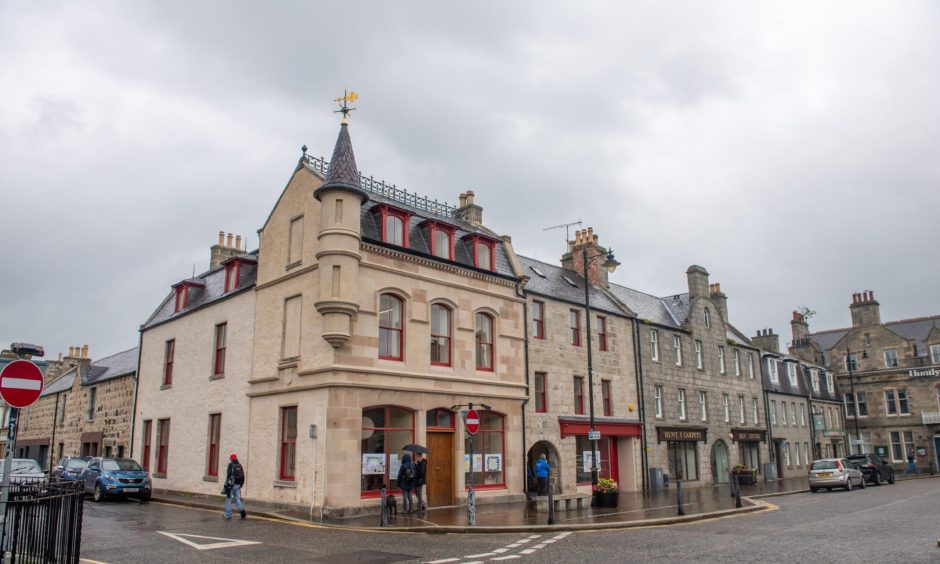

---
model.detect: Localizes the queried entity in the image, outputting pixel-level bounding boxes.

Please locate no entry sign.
[465,409,480,435]
[0,360,44,409]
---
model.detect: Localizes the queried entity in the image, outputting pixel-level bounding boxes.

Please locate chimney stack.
[709,282,728,322]
[561,227,613,288]
[686,265,710,299]
[454,189,483,224]
[210,230,244,270]
[752,328,780,353]
[850,289,881,327]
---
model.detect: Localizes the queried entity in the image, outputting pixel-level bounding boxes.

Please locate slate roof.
[83,347,138,385]
[518,255,628,316]
[809,314,940,360]
[317,123,367,197]
[41,367,76,397]
[760,353,841,402]
[606,285,681,326]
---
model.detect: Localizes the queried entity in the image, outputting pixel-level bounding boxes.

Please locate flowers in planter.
[593,478,620,494]
[731,464,756,475]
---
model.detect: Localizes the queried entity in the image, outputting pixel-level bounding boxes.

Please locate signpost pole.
[465,404,477,527]
[0,408,20,562]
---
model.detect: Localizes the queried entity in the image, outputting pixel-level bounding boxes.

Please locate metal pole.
[733,471,742,508]
[467,403,475,527]
[546,464,555,525]
[0,407,20,562]
[582,248,599,490]
[672,441,684,516]
[380,486,388,526]
[846,349,861,455]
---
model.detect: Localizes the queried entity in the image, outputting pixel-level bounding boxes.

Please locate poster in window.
[485,454,502,472]
[582,450,601,472]
[362,453,385,475]
[389,453,401,478]
[464,454,470,473]
[473,454,483,472]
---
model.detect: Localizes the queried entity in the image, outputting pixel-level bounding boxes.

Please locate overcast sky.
[2,1,938,361]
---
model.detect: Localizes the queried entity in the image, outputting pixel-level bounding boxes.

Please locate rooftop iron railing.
[302,154,458,218]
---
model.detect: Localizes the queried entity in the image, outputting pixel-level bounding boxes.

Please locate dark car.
[81,457,152,502]
[847,453,896,485]
[51,456,91,481]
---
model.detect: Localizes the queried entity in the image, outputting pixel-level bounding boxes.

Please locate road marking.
[80,559,112,564]
[532,544,547,549]
[526,534,542,539]
[157,531,262,551]
[425,559,460,563]
[519,549,536,555]
[492,548,509,553]
[465,553,496,558]
[491,556,521,561]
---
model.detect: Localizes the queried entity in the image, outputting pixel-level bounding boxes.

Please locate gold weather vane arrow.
[334,89,358,123]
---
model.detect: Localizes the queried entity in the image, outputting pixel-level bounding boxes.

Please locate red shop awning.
[558,417,643,439]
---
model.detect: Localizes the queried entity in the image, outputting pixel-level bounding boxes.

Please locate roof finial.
[334,89,359,124]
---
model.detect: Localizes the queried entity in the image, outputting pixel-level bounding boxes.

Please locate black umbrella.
[402,444,428,454]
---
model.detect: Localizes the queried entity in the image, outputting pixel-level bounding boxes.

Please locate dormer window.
[172,280,204,313]
[463,234,497,271]
[704,308,711,328]
[373,204,413,247]
[224,262,241,293]
[421,220,456,260]
[174,286,188,312]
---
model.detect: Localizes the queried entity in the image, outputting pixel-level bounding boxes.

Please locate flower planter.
[733,472,757,485]
[594,491,619,508]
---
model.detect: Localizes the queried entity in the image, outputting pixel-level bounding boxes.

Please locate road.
[80,478,940,563]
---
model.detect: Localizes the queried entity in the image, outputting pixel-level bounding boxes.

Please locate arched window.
[475,313,494,371]
[465,411,504,488]
[426,408,455,429]
[361,406,415,495]
[430,304,452,366]
[379,294,403,361]
[704,308,711,328]
[384,215,404,246]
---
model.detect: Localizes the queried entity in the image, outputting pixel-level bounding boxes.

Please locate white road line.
[526,534,542,539]
[465,554,496,559]
[491,556,521,561]
[519,549,536,555]
[425,559,460,563]
[542,539,557,544]
[532,544,547,549]
[492,548,509,553]
[462,561,484,564]
[556,532,572,538]
[505,544,521,548]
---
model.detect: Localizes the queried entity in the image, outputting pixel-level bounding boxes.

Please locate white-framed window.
[752,398,759,425]
[857,392,868,416]
[804,442,810,465]
[826,372,834,394]
[884,388,910,416]
[650,329,659,361]
[699,391,707,422]
[780,401,788,425]
[747,352,755,378]
[890,431,914,462]
[811,369,820,392]
[695,340,703,369]
[826,407,832,429]
[794,441,801,467]
[936,386,940,411]
[704,307,711,328]
[733,349,741,376]
[931,344,940,364]
[678,389,687,421]
[786,362,798,387]
[654,385,663,418]
[768,358,779,383]
[852,432,872,455]
[770,400,777,424]
[845,353,858,372]
[783,442,791,467]
[718,346,726,374]
[884,349,899,369]
[799,403,806,426]
[674,335,683,366]
[790,402,797,426]
[738,396,745,424]
[722,394,730,423]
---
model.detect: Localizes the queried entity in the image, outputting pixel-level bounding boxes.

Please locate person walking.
[904,449,920,475]
[397,453,416,514]
[224,453,246,520]
[535,453,550,496]
[414,452,428,511]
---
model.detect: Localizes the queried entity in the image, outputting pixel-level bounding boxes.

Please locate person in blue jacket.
[397,453,416,514]
[535,453,550,496]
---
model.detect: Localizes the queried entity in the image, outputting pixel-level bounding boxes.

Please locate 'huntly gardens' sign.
[909,368,938,378]
[657,427,707,442]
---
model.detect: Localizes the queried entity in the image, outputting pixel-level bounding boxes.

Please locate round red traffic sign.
[465,409,480,435]
[0,360,44,409]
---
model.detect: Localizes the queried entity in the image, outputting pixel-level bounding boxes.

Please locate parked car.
[51,456,91,481]
[846,454,896,486]
[808,458,865,492]
[81,457,152,502]
[0,458,46,484]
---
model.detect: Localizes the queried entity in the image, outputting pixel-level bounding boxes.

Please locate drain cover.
[313,550,419,563]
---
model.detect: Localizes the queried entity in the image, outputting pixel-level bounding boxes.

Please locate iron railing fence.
[2,479,84,564]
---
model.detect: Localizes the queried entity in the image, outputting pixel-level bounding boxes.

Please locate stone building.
[611,268,769,487]
[796,291,940,473]
[519,228,642,496]
[7,346,137,469]
[134,119,527,518]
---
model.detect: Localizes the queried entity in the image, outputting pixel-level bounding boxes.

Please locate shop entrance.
[711,440,730,484]
[426,432,454,507]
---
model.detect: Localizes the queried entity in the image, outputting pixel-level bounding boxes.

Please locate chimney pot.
[226,233,233,248]
[587,227,593,240]
[235,235,242,250]
[218,231,225,246]
[459,192,467,207]
[81,344,88,358]
[465,190,474,205]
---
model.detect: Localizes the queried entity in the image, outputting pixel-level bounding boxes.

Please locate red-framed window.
[574,376,584,414]
[570,310,581,346]
[379,294,404,361]
[426,408,455,429]
[361,405,415,495]
[422,220,456,260]
[156,418,170,475]
[206,413,221,477]
[141,419,152,471]
[532,301,545,339]
[464,411,505,489]
[373,204,413,247]
[463,234,497,271]
[475,312,494,371]
[163,339,174,387]
[602,379,612,416]
[576,435,617,484]
[279,406,297,481]
[213,323,227,376]
[174,286,188,312]
[224,261,241,293]
[535,372,547,413]
[430,303,452,366]
[597,316,607,351]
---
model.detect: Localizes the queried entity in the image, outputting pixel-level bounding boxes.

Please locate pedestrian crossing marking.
[157,531,261,551]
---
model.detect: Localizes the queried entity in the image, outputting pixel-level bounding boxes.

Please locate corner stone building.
[135,121,527,518]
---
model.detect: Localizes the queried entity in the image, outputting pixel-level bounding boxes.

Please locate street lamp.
[580,246,620,492]
[845,347,867,455]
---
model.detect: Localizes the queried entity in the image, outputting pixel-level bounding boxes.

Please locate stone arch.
[527,440,562,495]
[710,439,731,484]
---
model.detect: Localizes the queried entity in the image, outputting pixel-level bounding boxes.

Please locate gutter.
[632,318,650,492]
[49,394,59,471]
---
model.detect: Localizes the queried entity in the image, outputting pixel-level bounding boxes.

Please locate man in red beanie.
[224,453,246,520]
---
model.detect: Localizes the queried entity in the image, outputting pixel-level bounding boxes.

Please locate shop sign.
[909,368,939,378]
[657,427,707,442]
[812,413,826,430]
[731,429,766,442]
[822,431,842,438]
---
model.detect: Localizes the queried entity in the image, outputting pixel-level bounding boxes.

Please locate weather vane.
[334,89,359,123]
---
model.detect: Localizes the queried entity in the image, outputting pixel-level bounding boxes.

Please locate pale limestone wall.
[767,392,813,478]
[811,399,846,458]
[134,289,255,494]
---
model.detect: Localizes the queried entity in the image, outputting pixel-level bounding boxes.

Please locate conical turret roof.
[313,122,369,203]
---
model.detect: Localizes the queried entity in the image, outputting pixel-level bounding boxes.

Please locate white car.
[808,458,865,492]
[0,458,46,485]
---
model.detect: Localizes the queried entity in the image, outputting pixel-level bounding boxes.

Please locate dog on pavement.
[385,494,398,515]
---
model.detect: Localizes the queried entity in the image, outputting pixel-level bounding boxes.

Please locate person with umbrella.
[402,444,428,512]
[396,453,416,514]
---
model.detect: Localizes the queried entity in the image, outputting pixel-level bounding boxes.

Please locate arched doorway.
[711,440,730,484]
[527,441,562,495]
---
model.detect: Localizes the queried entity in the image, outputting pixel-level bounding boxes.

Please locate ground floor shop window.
[361,406,415,494]
[739,441,761,471]
[667,441,698,481]
[576,436,613,484]
[464,411,504,488]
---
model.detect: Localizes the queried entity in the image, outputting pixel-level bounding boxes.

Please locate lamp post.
[845,348,866,455]
[580,247,620,491]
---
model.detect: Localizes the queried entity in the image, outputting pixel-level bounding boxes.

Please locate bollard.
[547,474,555,525]
[380,487,388,527]
[734,473,743,508]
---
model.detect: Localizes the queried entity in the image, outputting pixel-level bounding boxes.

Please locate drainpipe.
[49,394,59,472]
[763,371,776,469]
[803,367,818,460]
[129,328,144,458]
[631,318,649,492]
[520,288,531,496]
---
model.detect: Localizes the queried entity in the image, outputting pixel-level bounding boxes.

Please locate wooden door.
[427,432,454,507]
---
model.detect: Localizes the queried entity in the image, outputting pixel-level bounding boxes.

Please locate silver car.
[809,458,865,492]
[0,458,45,485]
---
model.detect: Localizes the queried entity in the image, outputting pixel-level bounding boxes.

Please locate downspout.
[520,286,531,496]
[762,357,775,469]
[49,394,59,471]
[632,318,649,492]
[129,328,144,458]
[803,367,818,460]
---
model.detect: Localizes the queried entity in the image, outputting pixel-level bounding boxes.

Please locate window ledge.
[160,384,171,390]
[279,357,301,368]
[273,480,297,488]
[249,375,279,384]
[209,374,225,381]
[203,475,219,482]
[285,260,303,271]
